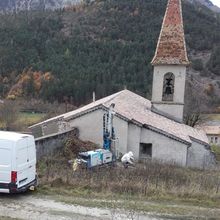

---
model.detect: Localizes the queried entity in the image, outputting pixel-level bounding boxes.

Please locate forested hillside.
[0,0,220,107]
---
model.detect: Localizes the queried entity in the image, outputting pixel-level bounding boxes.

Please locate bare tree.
[0,100,19,130]
[184,78,208,127]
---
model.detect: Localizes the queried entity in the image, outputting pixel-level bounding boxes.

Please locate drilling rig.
[78,103,116,168]
[103,103,116,151]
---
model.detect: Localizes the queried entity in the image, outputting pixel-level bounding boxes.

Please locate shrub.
[192,59,204,71]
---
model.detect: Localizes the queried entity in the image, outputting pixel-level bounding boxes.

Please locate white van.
[0,131,37,193]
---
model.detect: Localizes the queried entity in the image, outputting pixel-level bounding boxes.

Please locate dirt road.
[0,194,168,220]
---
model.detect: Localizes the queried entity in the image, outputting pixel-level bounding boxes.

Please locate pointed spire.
[151,0,190,65]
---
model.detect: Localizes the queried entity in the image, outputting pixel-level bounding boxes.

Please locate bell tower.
[151,0,190,122]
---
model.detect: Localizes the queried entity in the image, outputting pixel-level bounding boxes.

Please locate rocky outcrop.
[186,0,220,13]
[0,0,83,12]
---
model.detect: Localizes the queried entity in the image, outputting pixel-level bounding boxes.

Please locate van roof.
[0,131,33,141]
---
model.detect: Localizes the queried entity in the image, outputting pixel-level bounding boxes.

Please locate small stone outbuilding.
[200,126,220,146]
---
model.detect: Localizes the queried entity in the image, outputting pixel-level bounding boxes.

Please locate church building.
[30,0,215,168]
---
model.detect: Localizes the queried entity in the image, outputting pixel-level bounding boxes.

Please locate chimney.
[92,91,96,102]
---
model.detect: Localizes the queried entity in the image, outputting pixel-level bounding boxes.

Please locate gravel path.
[0,194,166,220]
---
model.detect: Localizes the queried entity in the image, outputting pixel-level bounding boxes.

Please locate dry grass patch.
[37,149,220,209]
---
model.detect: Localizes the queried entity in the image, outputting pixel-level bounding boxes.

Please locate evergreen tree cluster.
[0,0,220,105]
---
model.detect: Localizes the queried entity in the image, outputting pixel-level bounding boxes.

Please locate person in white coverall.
[121,151,134,168]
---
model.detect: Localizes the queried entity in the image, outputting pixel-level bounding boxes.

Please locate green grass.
[211,145,220,162]
[0,112,45,130]
[18,112,46,126]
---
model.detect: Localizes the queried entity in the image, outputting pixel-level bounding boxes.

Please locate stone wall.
[35,129,78,159]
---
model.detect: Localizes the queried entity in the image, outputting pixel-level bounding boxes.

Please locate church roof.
[30,90,208,145]
[151,0,190,65]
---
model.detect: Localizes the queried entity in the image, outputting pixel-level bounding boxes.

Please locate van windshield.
[0,148,11,166]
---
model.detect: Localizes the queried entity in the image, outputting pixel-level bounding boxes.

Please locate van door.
[16,136,36,189]
[0,140,12,185]
[27,136,36,183]
[16,138,29,188]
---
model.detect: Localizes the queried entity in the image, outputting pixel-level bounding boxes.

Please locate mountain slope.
[0,0,219,111]
[186,0,220,13]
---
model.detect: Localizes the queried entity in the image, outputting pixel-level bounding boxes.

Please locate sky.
[210,0,220,7]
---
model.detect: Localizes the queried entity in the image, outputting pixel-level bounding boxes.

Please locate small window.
[210,137,214,143]
[215,137,218,144]
[140,143,152,158]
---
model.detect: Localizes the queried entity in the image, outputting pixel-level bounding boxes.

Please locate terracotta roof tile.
[30,90,208,145]
[151,0,190,65]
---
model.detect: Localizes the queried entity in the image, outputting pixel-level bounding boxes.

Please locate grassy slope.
[37,143,220,214]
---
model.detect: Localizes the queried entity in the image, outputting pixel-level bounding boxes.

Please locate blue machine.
[78,150,102,168]
[78,149,113,168]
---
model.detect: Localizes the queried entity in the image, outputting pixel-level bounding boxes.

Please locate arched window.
[162,72,175,101]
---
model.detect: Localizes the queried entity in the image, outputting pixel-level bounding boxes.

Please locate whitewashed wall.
[127,123,141,158]
[68,109,128,154]
[113,116,128,156]
[68,109,104,147]
[140,128,188,166]
[187,141,215,169]
[126,123,188,166]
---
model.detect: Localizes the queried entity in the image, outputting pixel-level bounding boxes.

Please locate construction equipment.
[103,103,116,151]
[77,103,116,168]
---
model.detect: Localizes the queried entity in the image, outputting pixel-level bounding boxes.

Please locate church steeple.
[151,0,189,122]
[151,0,189,65]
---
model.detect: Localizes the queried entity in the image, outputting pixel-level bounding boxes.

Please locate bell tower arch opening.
[162,72,175,102]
